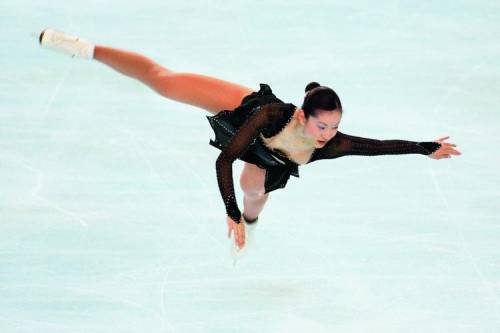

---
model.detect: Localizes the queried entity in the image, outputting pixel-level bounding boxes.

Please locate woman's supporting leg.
[239,162,269,222]
[93,45,254,114]
[243,193,269,222]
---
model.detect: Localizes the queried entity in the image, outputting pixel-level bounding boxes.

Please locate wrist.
[228,213,242,223]
[417,141,441,155]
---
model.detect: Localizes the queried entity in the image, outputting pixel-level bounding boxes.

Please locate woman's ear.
[297,109,307,125]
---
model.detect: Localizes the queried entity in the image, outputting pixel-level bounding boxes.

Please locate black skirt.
[207,83,299,193]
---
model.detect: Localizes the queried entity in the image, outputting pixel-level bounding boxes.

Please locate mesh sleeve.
[215,104,285,223]
[310,131,441,161]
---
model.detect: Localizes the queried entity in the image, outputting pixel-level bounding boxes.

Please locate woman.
[38,28,461,252]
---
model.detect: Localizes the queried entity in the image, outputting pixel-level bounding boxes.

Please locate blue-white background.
[1,1,499,332]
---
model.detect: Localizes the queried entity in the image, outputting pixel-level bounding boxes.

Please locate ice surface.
[1,1,500,332]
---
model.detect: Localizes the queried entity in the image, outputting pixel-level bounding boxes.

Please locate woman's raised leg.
[40,29,254,114]
[93,45,254,114]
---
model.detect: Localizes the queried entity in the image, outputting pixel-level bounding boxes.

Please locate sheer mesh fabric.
[215,103,290,222]
[309,132,440,161]
[215,104,441,223]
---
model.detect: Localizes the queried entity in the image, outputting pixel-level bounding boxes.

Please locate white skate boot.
[39,28,95,60]
[230,216,258,264]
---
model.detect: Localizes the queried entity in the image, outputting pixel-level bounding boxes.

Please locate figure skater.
[38,28,461,255]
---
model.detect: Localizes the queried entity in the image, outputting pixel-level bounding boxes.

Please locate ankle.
[242,214,259,224]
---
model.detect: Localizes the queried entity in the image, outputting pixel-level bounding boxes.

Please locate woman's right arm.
[215,103,285,224]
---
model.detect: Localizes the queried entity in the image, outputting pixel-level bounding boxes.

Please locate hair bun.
[305,82,321,93]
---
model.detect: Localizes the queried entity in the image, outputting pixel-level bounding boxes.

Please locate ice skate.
[39,28,95,60]
[230,216,258,264]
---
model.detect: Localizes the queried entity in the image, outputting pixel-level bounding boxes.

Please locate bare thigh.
[93,45,255,115]
[148,69,255,115]
[239,162,267,196]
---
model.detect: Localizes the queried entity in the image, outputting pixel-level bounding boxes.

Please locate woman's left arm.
[309,131,461,161]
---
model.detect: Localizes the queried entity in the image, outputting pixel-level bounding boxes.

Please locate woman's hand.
[227,216,246,249]
[429,136,461,160]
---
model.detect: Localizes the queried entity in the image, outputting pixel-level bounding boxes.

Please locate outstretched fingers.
[235,222,246,248]
[430,136,462,159]
[435,136,461,155]
[443,143,461,156]
[227,217,246,248]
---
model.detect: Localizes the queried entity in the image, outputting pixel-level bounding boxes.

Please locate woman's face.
[302,109,342,148]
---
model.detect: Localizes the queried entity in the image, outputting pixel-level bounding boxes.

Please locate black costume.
[207,84,440,223]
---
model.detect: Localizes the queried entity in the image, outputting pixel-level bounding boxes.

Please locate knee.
[146,64,173,78]
[145,66,175,94]
[240,171,266,198]
[244,191,268,202]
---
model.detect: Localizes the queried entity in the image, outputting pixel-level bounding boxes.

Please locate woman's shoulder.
[238,83,289,110]
[257,102,297,136]
[258,101,296,113]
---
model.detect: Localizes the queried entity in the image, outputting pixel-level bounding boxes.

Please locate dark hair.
[302,81,342,118]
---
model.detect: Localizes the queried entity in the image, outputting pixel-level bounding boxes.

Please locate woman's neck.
[282,110,316,152]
